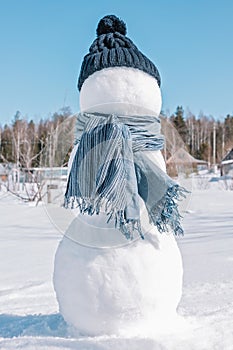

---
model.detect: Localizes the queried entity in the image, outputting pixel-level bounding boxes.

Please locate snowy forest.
[0,106,233,169]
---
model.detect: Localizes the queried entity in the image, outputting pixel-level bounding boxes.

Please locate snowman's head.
[78,15,162,117]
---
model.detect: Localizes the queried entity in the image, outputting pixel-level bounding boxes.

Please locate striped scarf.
[65,112,187,239]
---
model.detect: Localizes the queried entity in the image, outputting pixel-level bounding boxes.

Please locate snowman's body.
[53,68,183,336]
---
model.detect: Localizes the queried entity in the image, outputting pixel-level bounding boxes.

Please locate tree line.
[0,107,74,169]
[163,106,233,164]
[0,106,233,169]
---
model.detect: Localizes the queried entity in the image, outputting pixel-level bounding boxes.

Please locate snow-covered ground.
[0,177,233,349]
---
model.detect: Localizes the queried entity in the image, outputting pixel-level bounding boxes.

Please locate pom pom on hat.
[78,15,161,91]
[96,15,127,36]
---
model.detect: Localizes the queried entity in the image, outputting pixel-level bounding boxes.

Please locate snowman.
[53,15,186,336]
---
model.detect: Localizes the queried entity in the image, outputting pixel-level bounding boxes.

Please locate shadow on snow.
[0,313,68,338]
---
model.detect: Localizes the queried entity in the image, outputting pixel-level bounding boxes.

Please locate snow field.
[0,179,233,349]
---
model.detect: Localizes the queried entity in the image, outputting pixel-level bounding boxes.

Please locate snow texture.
[0,177,233,349]
[79,67,162,117]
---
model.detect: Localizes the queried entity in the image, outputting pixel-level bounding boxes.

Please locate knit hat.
[77,15,161,91]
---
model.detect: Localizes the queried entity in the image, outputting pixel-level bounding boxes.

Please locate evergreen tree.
[224,114,233,151]
[171,106,188,143]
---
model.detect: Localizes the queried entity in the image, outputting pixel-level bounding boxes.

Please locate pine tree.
[171,106,188,143]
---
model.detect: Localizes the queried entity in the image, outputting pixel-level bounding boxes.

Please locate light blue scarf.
[65,112,187,239]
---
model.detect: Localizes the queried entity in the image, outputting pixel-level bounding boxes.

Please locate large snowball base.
[54,231,183,336]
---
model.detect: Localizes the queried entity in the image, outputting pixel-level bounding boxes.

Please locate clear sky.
[0,0,232,125]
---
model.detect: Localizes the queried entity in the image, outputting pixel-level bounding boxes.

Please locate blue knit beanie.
[78,15,161,91]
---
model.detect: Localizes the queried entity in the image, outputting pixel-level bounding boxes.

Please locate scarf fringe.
[64,184,188,239]
[64,196,144,240]
[149,184,189,236]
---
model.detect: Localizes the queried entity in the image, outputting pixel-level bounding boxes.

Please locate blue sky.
[0,0,232,125]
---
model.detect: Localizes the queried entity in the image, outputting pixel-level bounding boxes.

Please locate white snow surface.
[0,180,233,349]
[80,67,162,117]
